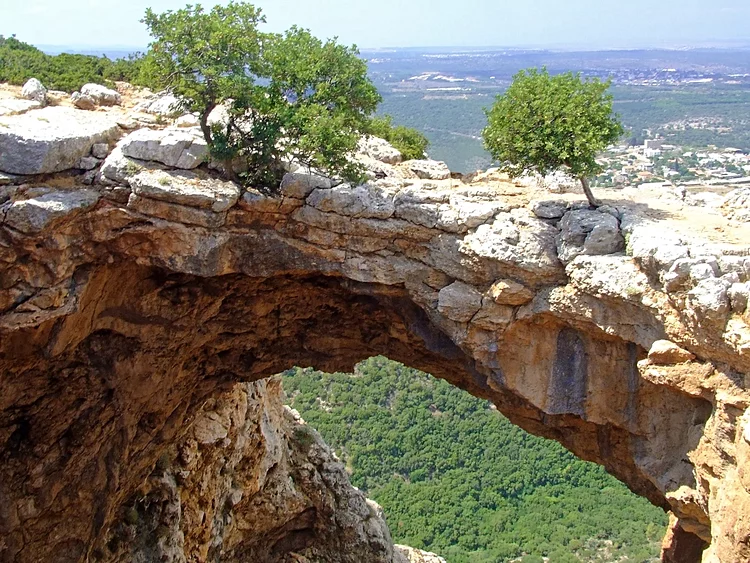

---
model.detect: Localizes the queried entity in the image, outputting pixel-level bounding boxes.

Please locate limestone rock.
[102,379,402,563]
[394,546,447,563]
[530,199,568,219]
[119,127,209,169]
[0,98,42,116]
[461,210,563,283]
[134,92,183,117]
[648,340,696,365]
[399,159,451,180]
[729,282,750,313]
[71,92,97,110]
[0,107,120,174]
[307,183,395,219]
[357,136,403,165]
[99,146,159,185]
[280,171,333,199]
[625,221,689,279]
[438,281,482,322]
[2,189,100,233]
[129,169,240,212]
[488,278,534,305]
[686,278,731,324]
[174,113,200,128]
[21,78,47,106]
[722,188,750,222]
[127,193,227,228]
[3,144,750,563]
[76,156,100,171]
[556,209,624,264]
[80,83,121,106]
[91,143,110,159]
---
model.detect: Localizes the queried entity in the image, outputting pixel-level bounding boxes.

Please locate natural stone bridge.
[1,98,750,562]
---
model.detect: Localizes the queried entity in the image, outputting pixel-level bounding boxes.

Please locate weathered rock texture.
[1,99,750,563]
[101,378,402,563]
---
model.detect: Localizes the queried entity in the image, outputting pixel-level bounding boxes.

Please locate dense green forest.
[283,357,667,563]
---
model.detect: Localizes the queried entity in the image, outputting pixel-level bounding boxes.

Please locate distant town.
[593,138,750,189]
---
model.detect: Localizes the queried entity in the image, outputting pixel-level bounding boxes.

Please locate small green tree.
[141,2,381,188]
[482,68,623,207]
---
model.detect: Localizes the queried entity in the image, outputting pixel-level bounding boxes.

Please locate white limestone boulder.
[134,93,183,117]
[686,278,731,324]
[280,171,333,199]
[2,189,100,233]
[129,169,240,212]
[21,78,47,106]
[357,136,402,165]
[460,210,563,283]
[648,340,696,365]
[71,92,97,111]
[119,128,209,169]
[99,146,161,185]
[398,159,451,180]
[80,83,121,106]
[307,183,396,219]
[0,107,121,175]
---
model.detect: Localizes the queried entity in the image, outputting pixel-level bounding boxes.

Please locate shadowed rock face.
[2,169,750,562]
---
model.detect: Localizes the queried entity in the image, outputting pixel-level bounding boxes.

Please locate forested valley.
[283,357,667,563]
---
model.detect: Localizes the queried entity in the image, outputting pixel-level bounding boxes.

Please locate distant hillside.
[283,357,667,563]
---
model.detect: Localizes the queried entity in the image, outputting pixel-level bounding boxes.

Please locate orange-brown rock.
[648,339,697,365]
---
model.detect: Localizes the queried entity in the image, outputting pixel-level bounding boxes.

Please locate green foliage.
[483,68,623,180]
[0,34,145,92]
[483,68,623,204]
[367,115,429,160]
[141,2,381,188]
[283,357,666,563]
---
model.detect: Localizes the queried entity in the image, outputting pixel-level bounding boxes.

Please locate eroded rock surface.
[1,90,750,563]
[0,107,120,174]
[102,378,402,563]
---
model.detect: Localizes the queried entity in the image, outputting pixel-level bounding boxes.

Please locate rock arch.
[2,171,749,562]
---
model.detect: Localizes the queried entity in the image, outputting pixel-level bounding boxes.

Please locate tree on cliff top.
[482,68,623,207]
[141,2,381,187]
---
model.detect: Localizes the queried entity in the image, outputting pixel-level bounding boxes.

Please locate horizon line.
[34,42,750,55]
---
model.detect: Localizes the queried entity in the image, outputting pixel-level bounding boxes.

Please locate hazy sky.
[2,0,749,50]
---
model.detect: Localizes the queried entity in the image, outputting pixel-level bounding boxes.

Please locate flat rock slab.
[0,99,42,117]
[129,169,240,212]
[119,127,208,169]
[2,189,100,233]
[0,107,121,174]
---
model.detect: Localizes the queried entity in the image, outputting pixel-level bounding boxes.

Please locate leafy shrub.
[0,34,146,92]
[367,115,429,160]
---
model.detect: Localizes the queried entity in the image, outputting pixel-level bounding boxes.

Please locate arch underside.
[0,262,710,562]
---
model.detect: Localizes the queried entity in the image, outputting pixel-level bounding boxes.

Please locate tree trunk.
[199,102,217,147]
[580,177,601,207]
[199,102,242,186]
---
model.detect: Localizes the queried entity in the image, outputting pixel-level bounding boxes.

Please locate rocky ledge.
[2,85,750,563]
